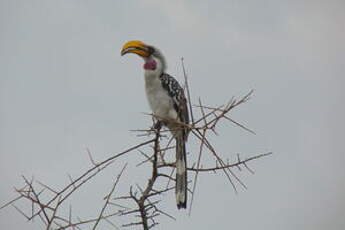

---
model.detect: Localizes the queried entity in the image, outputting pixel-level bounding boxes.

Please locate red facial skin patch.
[143,60,157,70]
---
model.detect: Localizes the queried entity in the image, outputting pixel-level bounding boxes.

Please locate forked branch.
[1,59,271,230]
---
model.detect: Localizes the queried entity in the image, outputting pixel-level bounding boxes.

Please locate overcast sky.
[1,0,344,229]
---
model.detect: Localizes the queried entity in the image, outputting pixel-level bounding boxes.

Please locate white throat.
[143,57,176,120]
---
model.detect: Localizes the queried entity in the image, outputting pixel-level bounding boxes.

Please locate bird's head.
[121,40,166,73]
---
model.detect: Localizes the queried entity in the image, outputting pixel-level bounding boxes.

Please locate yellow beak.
[121,40,151,57]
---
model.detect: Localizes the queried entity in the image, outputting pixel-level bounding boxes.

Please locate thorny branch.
[1,60,271,230]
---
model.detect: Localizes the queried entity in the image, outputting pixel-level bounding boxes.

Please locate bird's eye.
[147,46,155,54]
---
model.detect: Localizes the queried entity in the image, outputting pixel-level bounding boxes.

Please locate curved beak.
[121,40,151,57]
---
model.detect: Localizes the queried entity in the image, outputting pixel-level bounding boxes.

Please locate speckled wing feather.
[159,73,189,137]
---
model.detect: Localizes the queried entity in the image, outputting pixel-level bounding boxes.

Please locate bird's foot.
[153,120,162,131]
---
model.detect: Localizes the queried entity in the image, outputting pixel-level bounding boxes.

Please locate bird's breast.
[144,73,176,120]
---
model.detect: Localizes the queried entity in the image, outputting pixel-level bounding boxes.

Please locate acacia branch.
[92,164,127,230]
[1,61,272,230]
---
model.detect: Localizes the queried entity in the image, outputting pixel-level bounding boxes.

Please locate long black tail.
[175,135,187,209]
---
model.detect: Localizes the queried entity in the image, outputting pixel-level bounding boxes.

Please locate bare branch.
[2,59,271,230]
[92,164,127,230]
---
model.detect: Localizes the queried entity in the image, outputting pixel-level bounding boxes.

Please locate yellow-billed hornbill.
[121,40,189,209]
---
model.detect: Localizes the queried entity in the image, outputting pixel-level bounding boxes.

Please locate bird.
[121,40,189,209]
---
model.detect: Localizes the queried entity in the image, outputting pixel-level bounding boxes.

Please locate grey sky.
[1,0,344,229]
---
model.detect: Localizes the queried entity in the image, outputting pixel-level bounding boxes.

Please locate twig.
[92,164,127,230]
